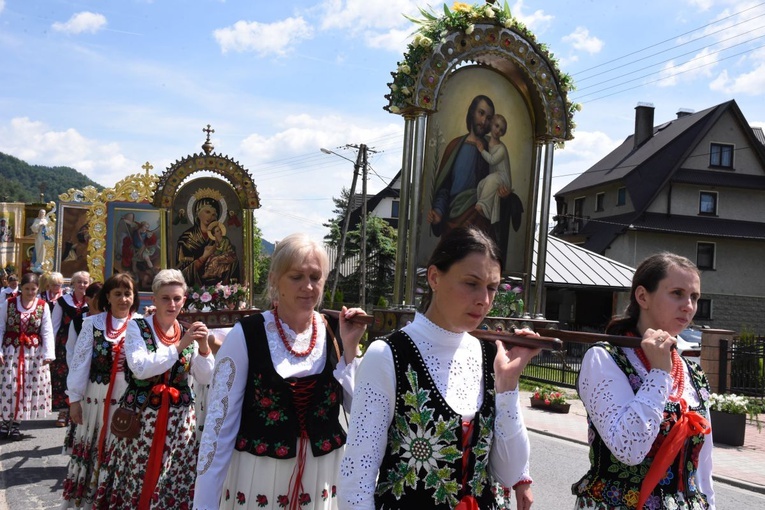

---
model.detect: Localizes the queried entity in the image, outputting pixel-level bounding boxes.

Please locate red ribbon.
[137,380,180,510]
[636,400,711,510]
[455,495,480,510]
[13,342,26,421]
[97,339,124,465]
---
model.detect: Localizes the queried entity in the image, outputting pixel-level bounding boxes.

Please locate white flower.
[413,33,422,47]
[390,83,398,92]
[484,6,495,18]
[420,36,432,48]
[399,423,444,473]
[401,86,411,96]
[398,63,411,75]
[503,19,513,28]
[465,24,474,35]
[390,105,401,113]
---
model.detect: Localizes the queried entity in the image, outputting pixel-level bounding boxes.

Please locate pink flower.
[192,292,200,300]
[200,292,212,303]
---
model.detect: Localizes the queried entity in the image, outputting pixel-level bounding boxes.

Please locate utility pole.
[322,147,362,309]
[359,144,368,310]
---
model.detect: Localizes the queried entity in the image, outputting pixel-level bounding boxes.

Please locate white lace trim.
[197,356,236,475]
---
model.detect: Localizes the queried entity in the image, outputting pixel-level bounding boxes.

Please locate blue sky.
[2,0,764,243]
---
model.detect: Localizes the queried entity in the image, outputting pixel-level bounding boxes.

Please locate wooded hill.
[0,152,103,202]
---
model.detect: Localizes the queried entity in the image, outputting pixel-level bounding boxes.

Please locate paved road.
[3,415,765,509]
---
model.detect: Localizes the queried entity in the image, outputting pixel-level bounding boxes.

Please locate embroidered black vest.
[375,331,497,509]
[54,295,88,338]
[2,297,45,348]
[89,324,118,385]
[235,313,346,459]
[572,343,711,509]
[119,318,194,411]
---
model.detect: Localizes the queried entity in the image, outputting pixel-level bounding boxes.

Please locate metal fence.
[719,336,765,397]
[522,341,590,389]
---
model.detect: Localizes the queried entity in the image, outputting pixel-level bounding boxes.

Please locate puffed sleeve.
[66,315,96,403]
[65,321,78,367]
[337,340,396,510]
[578,346,671,465]
[194,324,248,510]
[40,302,55,361]
[124,318,177,380]
[0,298,8,340]
[190,342,215,385]
[51,298,64,335]
[489,389,532,486]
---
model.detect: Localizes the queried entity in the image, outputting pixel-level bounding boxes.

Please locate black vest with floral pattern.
[375,331,497,509]
[88,325,119,385]
[235,313,346,459]
[572,342,711,509]
[2,297,45,348]
[119,318,194,411]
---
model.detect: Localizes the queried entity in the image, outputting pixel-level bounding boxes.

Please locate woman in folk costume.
[51,271,91,427]
[194,232,368,510]
[94,269,213,509]
[0,272,55,440]
[62,273,139,508]
[338,226,539,510]
[572,253,715,509]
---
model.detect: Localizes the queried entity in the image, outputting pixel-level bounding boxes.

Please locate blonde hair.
[151,268,188,295]
[267,233,329,306]
[70,271,90,285]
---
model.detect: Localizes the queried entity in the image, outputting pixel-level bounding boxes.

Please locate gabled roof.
[348,170,401,227]
[555,100,765,253]
[532,234,634,288]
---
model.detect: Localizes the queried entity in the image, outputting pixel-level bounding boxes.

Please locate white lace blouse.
[194,310,359,510]
[0,296,55,361]
[578,346,715,507]
[337,312,532,510]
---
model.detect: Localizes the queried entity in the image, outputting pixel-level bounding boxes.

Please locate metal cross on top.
[203,124,215,142]
[142,161,154,175]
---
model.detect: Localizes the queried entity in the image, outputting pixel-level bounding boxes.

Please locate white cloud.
[52,12,107,35]
[0,117,137,187]
[364,28,410,52]
[318,0,417,32]
[511,0,554,33]
[562,27,603,55]
[213,17,314,57]
[0,1,5,15]
[709,62,765,94]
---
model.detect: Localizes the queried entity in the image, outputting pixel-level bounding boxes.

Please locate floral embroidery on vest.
[572,343,711,510]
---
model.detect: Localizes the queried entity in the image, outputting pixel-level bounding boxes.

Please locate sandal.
[0,421,9,439]
[56,410,68,428]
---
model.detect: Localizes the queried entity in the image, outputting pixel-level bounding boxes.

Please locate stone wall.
[693,293,765,335]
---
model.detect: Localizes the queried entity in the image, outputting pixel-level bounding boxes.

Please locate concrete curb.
[526,426,765,496]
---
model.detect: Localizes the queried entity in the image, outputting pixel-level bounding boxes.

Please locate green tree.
[250,213,271,307]
[322,187,351,246]
[341,215,397,308]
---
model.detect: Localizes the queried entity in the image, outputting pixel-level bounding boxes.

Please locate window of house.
[709,143,733,168]
[573,197,585,233]
[391,200,399,218]
[697,242,715,270]
[595,192,604,212]
[699,192,717,215]
[616,187,626,206]
[695,298,712,320]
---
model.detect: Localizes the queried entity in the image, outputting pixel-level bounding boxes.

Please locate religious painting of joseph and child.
[170,177,244,289]
[418,66,534,275]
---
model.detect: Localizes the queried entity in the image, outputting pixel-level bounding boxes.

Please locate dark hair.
[465,95,495,132]
[8,274,18,282]
[86,282,104,313]
[97,273,139,314]
[20,273,39,287]
[606,252,700,335]
[419,226,503,313]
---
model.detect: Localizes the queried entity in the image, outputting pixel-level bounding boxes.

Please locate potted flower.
[488,283,524,318]
[708,393,761,446]
[530,386,570,414]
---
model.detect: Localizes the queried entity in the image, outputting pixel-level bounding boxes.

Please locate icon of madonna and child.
[175,191,241,288]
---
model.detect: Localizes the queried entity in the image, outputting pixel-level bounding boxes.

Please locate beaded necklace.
[154,320,180,346]
[106,311,130,339]
[272,306,317,357]
[635,347,685,402]
[72,292,86,312]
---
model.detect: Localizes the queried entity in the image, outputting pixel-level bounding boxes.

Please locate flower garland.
[186,282,249,311]
[386,2,579,140]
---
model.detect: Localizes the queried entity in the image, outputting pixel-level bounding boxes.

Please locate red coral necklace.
[635,347,685,402]
[106,311,130,339]
[72,292,85,312]
[273,306,317,357]
[155,320,180,346]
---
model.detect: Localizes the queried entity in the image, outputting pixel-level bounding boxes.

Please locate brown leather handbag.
[110,392,152,439]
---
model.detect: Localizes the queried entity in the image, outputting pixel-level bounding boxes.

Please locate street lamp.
[320,147,367,309]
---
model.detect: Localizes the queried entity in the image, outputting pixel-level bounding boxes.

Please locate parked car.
[677,327,702,364]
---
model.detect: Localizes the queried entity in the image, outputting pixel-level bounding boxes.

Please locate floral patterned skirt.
[51,330,70,410]
[193,378,209,441]
[93,403,198,509]
[61,379,128,508]
[0,344,51,421]
[220,444,343,510]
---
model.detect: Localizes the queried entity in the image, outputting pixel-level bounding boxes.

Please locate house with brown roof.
[552,100,765,333]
